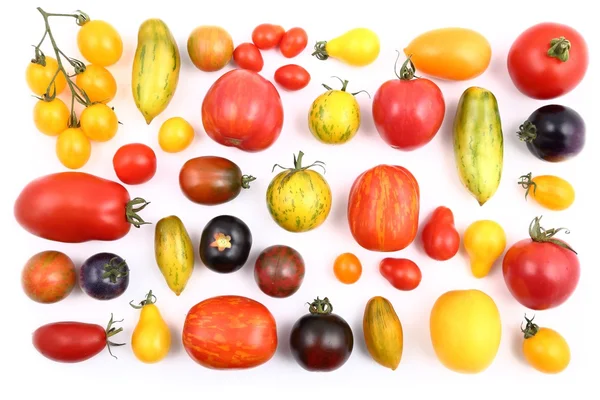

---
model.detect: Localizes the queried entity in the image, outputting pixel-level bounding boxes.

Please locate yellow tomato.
[25,56,67,96]
[463,220,506,278]
[33,98,69,136]
[80,103,119,142]
[158,117,195,153]
[77,20,123,66]
[130,290,171,364]
[522,316,570,374]
[519,172,575,211]
[430,289,502,374]
[313,28,380,66]
[75,64,117,103]
[56,128,92,169]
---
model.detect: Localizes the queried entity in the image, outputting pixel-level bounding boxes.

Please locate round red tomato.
[507,22,589,100]
[372,56,445,151]
[233,42,264,72]
[22,250,76,303]
[252,23,285,50]
[274,64,310,91]
[379,258,421,291]
[421,206,460,261]
[279,27,308,58]
[502,216,580,310]
[202,69,284,152]
[254,245,305,298]
[113,143,157,185]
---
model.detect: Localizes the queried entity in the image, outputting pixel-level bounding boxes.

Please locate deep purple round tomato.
[254,245,305,298]
[79,252,129,300]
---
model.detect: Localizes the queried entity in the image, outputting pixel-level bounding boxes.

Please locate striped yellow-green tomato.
[266,151,332,233]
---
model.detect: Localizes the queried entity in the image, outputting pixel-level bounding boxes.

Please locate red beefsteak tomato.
[182,295,278,369]
[347,165,420,251]
[201,69,284,152]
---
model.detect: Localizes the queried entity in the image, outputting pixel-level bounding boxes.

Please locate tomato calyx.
[129,289,157,309]
[102,257,129,284]
[272,151,326,174]
[307,297,334,315]
[518,172,537,199]
[521,314,540,339]
[241,175,256,189]
[312,41,329,60]
[322,76,370,97]
[104,313,126,359]
[125,197,151,228]
[210,232,232,251]
[394,51,420,81]
[517,120,538,143]
[547,36,571,62]
[528,215,577,254]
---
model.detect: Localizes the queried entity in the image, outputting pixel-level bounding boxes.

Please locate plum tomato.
[280,27,308,58]
[274,64,310,91]
[233,42,264,72]
[379,258,422,291]
[252,23,285,50]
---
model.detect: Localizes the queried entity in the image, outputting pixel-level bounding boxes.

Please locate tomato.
[202,69,284,152]
[21,250,76,304]
[33,98,69,136]
[464,220,506,278]
[518,172,575,211]
[333,253,362,284]
[421,206,460,261]
[75,64,117,103]
[199,215,253,274]
[233,43,264,72]
[312,28,380,66]
[502,216,579,310]
[158,116,195,153]
[280,27,308,58]
[274,64,310,91]
[25,56,66,96]
[182,295,278,369]
[252,23,285,50]
[130,291,171,363]
[77,20,123,67]
[80,252,129,300]
[32,314,124,363]
[80,103,119,142]
[187,25,233,72]
[379,258,421,291]
[14,171,150,243]
[521,315,570,374]
[56,128,91,170]
[254,245,305,298]
[507,22,589,99]
[113,143,157,185]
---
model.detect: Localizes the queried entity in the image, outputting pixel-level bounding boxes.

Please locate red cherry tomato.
[113,143,157,185]
[274,64,310,91]
[252,24,285,50]
[233,42,264,72]
[279,27,308,58]
[379,258,421,291]
[421,206,460,261]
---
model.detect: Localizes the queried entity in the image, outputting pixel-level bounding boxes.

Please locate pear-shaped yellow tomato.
[312,28,380,66]
[130,290,171,363]
[518,172,575,211]
[463,220,506,278]
[430,289,502,374]
[521,315,570,374]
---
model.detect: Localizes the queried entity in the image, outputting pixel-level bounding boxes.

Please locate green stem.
[272,151,327,174]
[104,313,125,359]
[518,172,537,199]
[311,41,329,60]
[547,36,571,62]
[130,290,156,309]
[125,197,151,228]
[308,297,333,315]
[528,216,577,254]
[521,314,539,339]
[102,257,129,284]
[395,51,418,80]
[517,121,537,143]
[322,76,371,98]
[241,175,256,189]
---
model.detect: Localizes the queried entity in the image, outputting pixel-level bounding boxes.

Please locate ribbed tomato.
[347,165,420,252]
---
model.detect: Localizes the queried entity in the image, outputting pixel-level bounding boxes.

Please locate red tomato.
[252,23,285,50]
[280,27,308,58]
[233,42,264,72]
[421,206,460,261]
[502,216,580,310]
[348,165,420,252]
[379,258,422,291]
[182,295,278,369]
[274,64,310,91]
[372,56,445,151]
[14,172,150,243]
[21,250,76,304]
[507,22,589,99]
[113,143,157,185]
[202,69,284,152]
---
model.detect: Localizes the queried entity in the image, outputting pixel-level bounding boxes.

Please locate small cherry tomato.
[26,56,67,96]
[77,20,123,67]
[379,258,421,291]
[80,103,119,142]
[233,43,264,72]
[252,24,285,50]
[75,64,117,103]
[280,27,308,58]
[158,117,195,153]
[274,64,311,91]
[521,315,570,374]
[33,98,70,136]
[56,127,92,170]
[113,143,157,185]
[333,252,362,284]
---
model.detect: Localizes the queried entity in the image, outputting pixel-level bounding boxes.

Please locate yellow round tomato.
[158,117,195,153]
[333,252,362,284]
[430,289,501,374]
[56,128,92,169]
[80,103,119,142]
[519,172,575,211]
[75,64,117,103]
[33,98,70,136]
[522,316,570,374]
[25,57,67,96]
[77,20,123,66]
[463,220,506,278]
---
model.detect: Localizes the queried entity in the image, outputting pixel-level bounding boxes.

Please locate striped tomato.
[182,295,278,369]
[347,165,420,251]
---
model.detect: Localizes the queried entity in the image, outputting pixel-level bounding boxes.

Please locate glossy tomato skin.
[233,43,264,72]
[21,251,77,304]
[379,258,422,291]
[252,24,285,49]
[113,143,157,185]
[202,69,284,152]
[199,215,252,273]
[182,295,278,369]
[508,22,588,99]
[79,252,129,300]
[33,322,107,363]
[280,27,308,58]
[274,64,310,91]
[254,245,305,298]
[421,206,460,261]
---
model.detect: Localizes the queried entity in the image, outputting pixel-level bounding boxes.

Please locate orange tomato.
[333,253,362,284]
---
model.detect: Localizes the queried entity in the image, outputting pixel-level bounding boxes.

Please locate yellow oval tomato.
[314,28,380,66]
[158,117,195,153]
[131,291,171,364]
[33,98,70,136]
[463,220,506,278]
[25,57,67,96]
[522,315,570,374]
[77,20,123,66]
[519,172,575,211]
[56,127,92,169]
[75,64,117,103]
[80,103,119,142]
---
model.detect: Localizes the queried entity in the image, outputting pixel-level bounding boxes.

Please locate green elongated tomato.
[154,215,194,296]
[132,19,180,125]
[453,87,503,206]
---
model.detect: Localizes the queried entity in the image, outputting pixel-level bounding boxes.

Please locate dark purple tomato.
[79,252,129,300]
[199,215,252,274]
[518,104,585,162]
[254,245,305,298]
[290,297,354,372]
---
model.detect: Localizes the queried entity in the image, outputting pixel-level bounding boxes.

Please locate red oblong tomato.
[21,250,77,304]
[14,172,150,243]
[233,42,264,72]
[379,258,421,291]
[201,69,284,152]
[348,164,420,252]
[182,295,278,369]
[507,22,588,100]
[280,27,308,58]
[274,64,310,91]
[421,206,460,261]
[113,143,157,185]
[252,23,285,50]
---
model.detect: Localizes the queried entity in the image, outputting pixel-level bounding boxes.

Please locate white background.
[1,0,598,398]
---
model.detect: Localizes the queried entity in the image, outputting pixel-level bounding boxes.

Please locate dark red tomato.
[507,22,589,99]
[233,42,264,72]
[379,258,421,291]
[421,206,460,261]
[252,23,285,50]
[372,56,445,151]
[21,250,76,304]
[14,172,150,243]
[112,143,157,185]
[274,64,310,91]
[502,216,580,310]
[280,27,308,58]
[254,245,305,298]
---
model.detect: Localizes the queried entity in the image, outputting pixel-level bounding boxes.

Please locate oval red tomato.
[280,27,308,58]
[507,22,589,100]
[233,42,264,72]
[252,23,285,50]
[113,143,157,185]
[202,69,284,152]
[21,250,76,303]
[274,64,310,91]
[421,206,460,261]
[379,258,421,291]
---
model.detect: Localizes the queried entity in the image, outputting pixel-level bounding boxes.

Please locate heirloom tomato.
[254,245,305,298]
[187,25,233,72]
[421,206,459,261]
[379,258,421,291]
[518,172,575,211]
[79,252,129,300]
[22,250,76,304]
[333,253,362,284]
[199,215,253,274]
[158,117,195,153]
[77,19,123,66]
[521,315,570,374]
[130,291,171,363]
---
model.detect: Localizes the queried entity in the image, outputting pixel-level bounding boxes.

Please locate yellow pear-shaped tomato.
[130,290,171,363]
[521,315,570,374]
[463,220,506,278]
[312,28,380,66]
[518,172,575,211]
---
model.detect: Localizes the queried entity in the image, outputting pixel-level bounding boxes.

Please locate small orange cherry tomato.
[333,253,362,284]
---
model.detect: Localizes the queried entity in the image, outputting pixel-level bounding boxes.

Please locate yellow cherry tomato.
[33,98,70,136]
[158,117,195,153]
[56,127,91,169]
[522,315,570,374]
[463,220,506,278]
[77,20,123,66]
[25,56,67,96]
[75,64,117,103]
[130,290,171,364]
[80,103,119,142]
[312,28,380,66]
[519,172,575,211]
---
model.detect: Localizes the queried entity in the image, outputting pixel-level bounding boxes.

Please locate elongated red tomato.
[274,64,310,91]
[14,172,150,243]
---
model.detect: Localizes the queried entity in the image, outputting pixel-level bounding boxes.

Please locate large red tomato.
[201,69,284,152]
[372,56,445,151]
[502,216,580,310]
[507,22,589,100]
[347,165,420,251]
[182,295,278,369]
